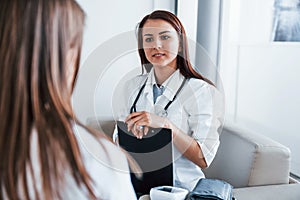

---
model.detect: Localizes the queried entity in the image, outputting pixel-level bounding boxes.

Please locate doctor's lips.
[152,53,165,57]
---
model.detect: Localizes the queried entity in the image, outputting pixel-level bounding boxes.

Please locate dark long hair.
[0,0,97,199]
[137,10,214,85]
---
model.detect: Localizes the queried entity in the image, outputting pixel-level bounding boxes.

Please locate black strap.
[164,78,187,111]
[130,78,148,113]
[130,77,187,114]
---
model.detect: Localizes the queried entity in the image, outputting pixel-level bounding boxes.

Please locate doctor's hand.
[125,111,169,139]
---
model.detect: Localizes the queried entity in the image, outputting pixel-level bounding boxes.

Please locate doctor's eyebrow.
[159,31,171,35]
[143,31,171,36]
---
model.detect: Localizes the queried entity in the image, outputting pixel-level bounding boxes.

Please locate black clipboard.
[117,121,174,197]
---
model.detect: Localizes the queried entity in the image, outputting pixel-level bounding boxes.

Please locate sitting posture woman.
[114,10,224,191]
[0,0,136,199]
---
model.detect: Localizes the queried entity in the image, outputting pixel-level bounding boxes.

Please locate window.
[272,0,300,41]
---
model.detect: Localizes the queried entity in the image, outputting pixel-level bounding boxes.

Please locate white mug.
[150,186,189,200]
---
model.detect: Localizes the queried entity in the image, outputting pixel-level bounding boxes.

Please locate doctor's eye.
[160,35,170,40]
[144,37,154,43]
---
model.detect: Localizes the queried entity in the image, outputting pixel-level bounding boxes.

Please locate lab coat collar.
[144,68,185,101]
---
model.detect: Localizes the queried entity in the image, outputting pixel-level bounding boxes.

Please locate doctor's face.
[142,19,180,70]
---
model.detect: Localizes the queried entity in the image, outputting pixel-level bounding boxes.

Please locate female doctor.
[115,10,224,191]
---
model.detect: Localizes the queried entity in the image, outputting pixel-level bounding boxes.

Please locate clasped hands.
[125,111,169,139]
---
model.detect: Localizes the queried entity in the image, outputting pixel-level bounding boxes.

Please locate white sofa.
[204,123,300,200]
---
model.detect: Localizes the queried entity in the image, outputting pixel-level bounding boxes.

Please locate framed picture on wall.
[272,0,300,42]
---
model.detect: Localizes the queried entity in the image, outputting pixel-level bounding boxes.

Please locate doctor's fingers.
[125,111,144,122]
[132,123,147,139]
[128,119,149,134]
[126,113,150,129]
[126,116,139,131]
[126,111,150,122]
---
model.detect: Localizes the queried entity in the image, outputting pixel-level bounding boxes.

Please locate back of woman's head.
[137,10,214,85]
[0,0,97,199]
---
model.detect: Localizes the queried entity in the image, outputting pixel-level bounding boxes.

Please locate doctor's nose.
[153,39,162,49]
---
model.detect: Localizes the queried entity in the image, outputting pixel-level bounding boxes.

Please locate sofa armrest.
[203,123,291,188]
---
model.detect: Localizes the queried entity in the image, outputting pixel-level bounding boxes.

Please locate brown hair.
[0,0,98,199]
[137,10,214,85]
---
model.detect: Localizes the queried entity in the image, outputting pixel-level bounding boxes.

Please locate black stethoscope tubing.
[130,76,187,117]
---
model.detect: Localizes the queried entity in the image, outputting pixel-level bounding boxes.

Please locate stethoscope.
[130,77,187,117]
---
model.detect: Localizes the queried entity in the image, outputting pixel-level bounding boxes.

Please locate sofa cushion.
[233,183,300,200]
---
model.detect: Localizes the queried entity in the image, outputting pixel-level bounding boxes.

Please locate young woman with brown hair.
[114,10,224,191]
[0,0,136,199]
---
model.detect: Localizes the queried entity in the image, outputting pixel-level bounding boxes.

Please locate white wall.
[177,0,198,42]
[220,0,300,175]
[72,0,175,130]
[76,0,153,62]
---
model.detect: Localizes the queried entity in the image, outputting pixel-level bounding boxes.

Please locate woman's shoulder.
[73,125,129,170]
[186,78,223,99]
[187,78,213,91]
[73,124,137,199]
